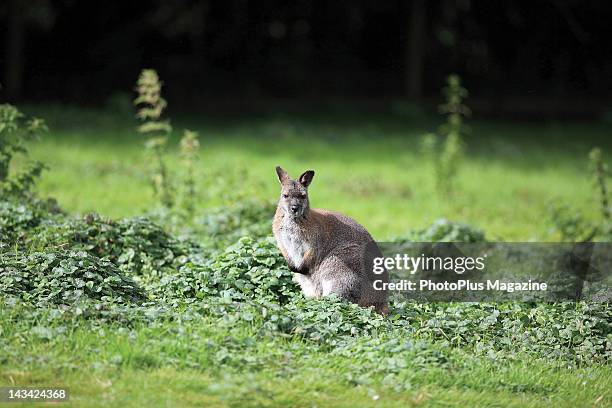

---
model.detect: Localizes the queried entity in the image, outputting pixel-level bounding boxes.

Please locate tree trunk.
[5,0,25,101]
[405,0,426,99]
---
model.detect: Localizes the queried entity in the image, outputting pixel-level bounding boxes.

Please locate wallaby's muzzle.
[289,205,306,218]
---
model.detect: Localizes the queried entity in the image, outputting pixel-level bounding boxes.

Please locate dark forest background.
[1,0,611,118]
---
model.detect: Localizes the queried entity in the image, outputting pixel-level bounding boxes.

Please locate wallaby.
[272,166,389,314]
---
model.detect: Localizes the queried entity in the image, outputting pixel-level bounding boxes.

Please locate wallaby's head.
[275,166,315,219]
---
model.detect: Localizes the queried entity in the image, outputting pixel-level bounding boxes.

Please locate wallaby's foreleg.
[288,263,309,274]
[283,249,313,275]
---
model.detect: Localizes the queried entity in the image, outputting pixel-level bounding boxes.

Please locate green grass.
[2,105,612,407]
[24,105,612,241]
[2,309,610,408]
[3,354,610,408]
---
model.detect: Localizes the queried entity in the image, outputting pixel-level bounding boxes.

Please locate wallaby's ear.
[298,170,315,188]
[276,166,289,184]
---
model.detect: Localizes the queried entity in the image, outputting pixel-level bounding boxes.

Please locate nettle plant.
[550,147,611,241]
[0,102,47,197]
[134,69,174,208]
[134,69,201,213]
[589,147,610,222]
[421,74,470,197]
[179,129,200,215]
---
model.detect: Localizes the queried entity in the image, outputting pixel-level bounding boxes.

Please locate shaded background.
[1,0,611,118]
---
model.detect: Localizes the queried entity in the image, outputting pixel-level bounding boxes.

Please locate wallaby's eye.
[282,194,288,198]
[300,193,306,198]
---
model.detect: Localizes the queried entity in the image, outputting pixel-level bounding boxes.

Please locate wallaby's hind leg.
[318,247,389,314]
[321,274,389,315]
[320,274,361,304]
[318,254,362,303]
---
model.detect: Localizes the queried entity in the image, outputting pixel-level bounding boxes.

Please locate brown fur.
[273,166,389,314]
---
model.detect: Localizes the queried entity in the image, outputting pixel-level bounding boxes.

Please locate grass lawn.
[2,350,610,408]
[1,305,610,408]
[25,105,612,241]
[2,105,611,407]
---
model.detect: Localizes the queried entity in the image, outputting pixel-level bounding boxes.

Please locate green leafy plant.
[179,129,200,214]
[589,147,610,221]
[191,200,276,246]
[0,102,47,197]
[393,218,486,243]
[134,69,174,208]
[549,148,611,241]
[437,74,469,195]
[25,213,195,277]
[0,250,147,308]
[421,74,470,197]
[150,236,296,305]
[549,204,597,242]
[0,199,58,247]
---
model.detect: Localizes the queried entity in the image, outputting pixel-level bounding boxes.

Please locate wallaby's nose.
[290,205,299,214]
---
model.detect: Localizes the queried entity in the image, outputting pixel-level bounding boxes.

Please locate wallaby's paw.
[377,305,390,315]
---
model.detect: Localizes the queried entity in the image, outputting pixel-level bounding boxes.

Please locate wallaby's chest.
[277,222,311,267]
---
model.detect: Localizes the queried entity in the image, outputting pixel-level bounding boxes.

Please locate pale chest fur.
[276,219,311,268]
